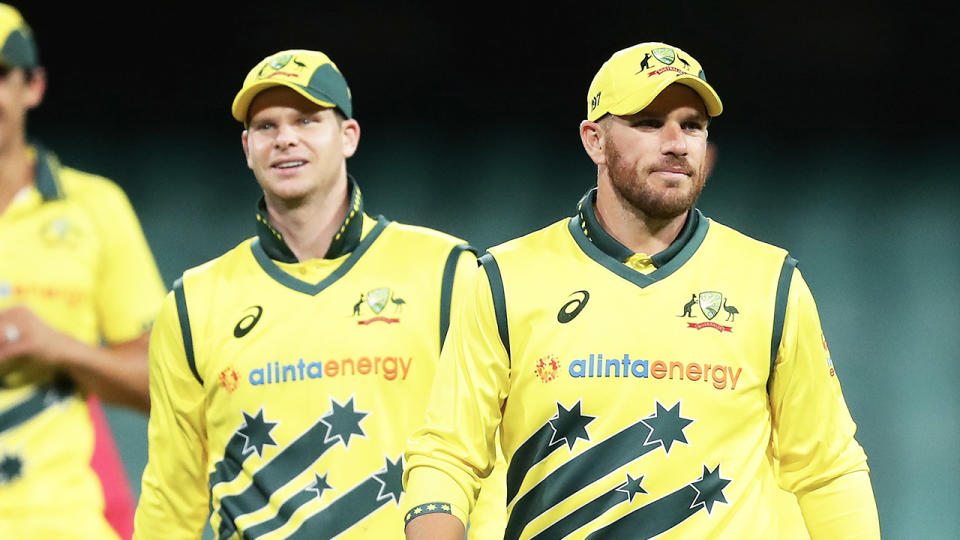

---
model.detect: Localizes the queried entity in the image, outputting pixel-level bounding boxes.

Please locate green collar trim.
[569,188,709,288]
[254,175,366,263]
[33,144,64,201]
[251,215,390,295]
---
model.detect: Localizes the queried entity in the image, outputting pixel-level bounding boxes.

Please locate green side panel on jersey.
[173,277,203,386]
[567,210,709,289]
[250,216,389,296]
[770,255,799,378]
[439,244,476,347]
[478,252,510,363]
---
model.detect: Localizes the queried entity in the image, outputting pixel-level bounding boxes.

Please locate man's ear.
[241,130,253,169]
[579,119,606,166]
[24,67,47,110]
[341,118,360,158]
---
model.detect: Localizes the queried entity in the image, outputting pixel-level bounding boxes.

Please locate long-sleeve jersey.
[404,189,880,539]
[134,181,505,539]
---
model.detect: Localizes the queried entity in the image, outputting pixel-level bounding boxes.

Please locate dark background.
[18,2,960,538]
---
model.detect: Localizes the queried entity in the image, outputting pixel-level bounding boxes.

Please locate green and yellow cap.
[586,42,722,121]
[0,4,38,70]
[232,49,352,123]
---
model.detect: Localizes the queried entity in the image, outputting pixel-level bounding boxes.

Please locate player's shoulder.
[382,219,470,253]
[486,217,572,261]
[704,216,790,261]
[178,238,259,289]
[53,160,131,207]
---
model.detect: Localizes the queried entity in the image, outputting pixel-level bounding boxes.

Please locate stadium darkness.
[20,3,956,144]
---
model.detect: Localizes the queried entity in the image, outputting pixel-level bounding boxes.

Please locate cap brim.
[232,80,338,123]
[606,74,723,119]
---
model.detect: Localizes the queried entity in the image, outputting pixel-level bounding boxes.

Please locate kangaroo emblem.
[352,294,365,317]
[678,56,692,70]
[679,293,697,317]
[638,52,652,72]
[293,58,307,70]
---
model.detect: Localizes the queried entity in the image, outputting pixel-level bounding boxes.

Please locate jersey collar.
[569,187,709,287]
[255,175,366,263]
[32,144,65,201]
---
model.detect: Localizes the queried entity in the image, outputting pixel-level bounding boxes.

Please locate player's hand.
[0,305,73,369]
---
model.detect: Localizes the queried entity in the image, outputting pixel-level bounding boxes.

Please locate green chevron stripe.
[585,485,700,539]
[504,419,659,540]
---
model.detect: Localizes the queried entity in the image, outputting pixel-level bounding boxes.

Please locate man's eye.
[254,123,274,131]
[632,119,661,128]
[301,117,314,125]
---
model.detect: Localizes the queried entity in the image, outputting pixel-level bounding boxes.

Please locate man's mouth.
[273,160,306,169]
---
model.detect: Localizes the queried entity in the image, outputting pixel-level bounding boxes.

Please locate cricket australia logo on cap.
[269,54,293,70]
[677,291,740,332]
[352,287,406,325]
[651,47,676,65]
[257,53,304,80]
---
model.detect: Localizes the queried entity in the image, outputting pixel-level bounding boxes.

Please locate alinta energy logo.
[539,353,742,391]
[351,287,406,325]
[678,291,739,333]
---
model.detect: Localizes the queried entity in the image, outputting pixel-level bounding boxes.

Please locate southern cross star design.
[615,472,648,503]
[642,401,693,454]
[321,397,369,448]
[0,453,23,484]
[548,400,596,450]
[374,455,404,503]
[305,472,332,500]
[691,464,731,514]
[237,408,279,458]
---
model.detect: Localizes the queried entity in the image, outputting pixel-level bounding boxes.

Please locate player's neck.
[594,183,688,256]
[263,175,351,261]
[0,138,34,214]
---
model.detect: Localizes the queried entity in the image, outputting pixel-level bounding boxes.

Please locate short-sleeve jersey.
[404,189,871,539]
[0,146,166,538]
[134,181,504,539]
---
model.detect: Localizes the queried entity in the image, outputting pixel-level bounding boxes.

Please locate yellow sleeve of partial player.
[134,290,209,540]
[88,179,166,343]
[467,435,507,540]
[768,269,880,539]
[404,260,510,529]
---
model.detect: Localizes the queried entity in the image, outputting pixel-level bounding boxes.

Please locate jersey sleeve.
[768,269,880,539]
[133,290,209,540]
[404,259,510,529]
[90,180,166,344]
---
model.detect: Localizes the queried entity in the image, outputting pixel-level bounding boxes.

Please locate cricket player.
[133,49,504,539]
[0,4,166,539]
[403,42,881,539]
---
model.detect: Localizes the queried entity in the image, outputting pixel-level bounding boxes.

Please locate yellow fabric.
[135,215,505,539]
[405,216,878,539]
[0,155,164,538]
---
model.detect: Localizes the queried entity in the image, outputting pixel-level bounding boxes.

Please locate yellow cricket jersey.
[134,180,505,540]
[405,188,879,539]
[0,145,166,538]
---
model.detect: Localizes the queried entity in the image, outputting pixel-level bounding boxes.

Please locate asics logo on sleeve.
[557,290,590,323]
[234,306,264,338]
